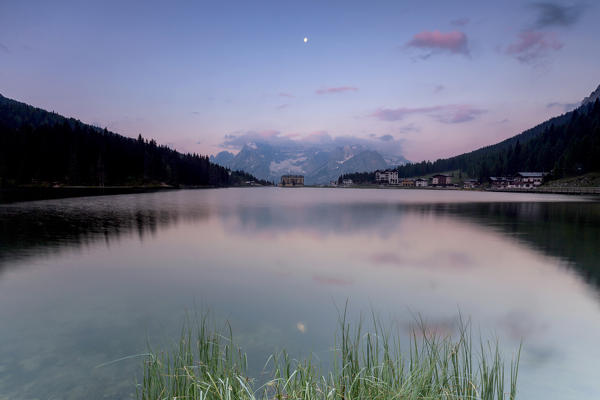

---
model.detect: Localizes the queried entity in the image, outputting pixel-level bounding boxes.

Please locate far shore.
[329,184,600,195]
[0,184,255,203]
[2,182,599,204]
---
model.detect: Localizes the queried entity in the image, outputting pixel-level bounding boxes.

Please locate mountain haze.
[211,141,406,184]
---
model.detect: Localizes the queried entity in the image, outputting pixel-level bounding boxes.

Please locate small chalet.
[514,172,547,188]
[431,174,452,187]
[463,179,479,189]
[489,176,514,189]
[415,178,428,187]
[375,169,399,185]
[400,178,415,187]
[342,179,354,186]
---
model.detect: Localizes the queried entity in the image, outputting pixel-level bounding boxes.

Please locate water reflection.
[0,191,211,269]
[4,190,596,289]
[0,188,599,400]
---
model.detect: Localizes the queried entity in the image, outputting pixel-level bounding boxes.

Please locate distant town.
[275,170,598,193]
[280,170,546,189]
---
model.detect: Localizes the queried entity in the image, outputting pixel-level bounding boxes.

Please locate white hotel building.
[375,169,399,185]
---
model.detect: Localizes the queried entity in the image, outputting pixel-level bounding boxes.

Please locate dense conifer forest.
[0,94,270,187]
[339,98,600,183]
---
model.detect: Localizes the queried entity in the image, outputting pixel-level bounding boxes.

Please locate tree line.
[0,94,270,187]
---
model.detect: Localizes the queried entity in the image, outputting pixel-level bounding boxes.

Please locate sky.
[0,0,599,162]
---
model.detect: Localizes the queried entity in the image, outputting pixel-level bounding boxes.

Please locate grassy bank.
[138,313,520,400]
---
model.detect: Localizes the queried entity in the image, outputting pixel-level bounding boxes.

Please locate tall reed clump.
[137,311,520,400]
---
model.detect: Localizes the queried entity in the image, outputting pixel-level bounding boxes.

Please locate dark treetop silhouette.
[0,94,270,188]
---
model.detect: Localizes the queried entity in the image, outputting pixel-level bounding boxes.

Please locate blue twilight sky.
[0,0,599,161]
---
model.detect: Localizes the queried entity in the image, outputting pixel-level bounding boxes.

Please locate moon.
[303,37,308,43]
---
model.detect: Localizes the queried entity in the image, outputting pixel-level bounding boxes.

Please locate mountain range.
[210,142,408,185]
[211,85,600,185]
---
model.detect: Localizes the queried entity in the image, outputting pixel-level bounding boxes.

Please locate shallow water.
[0,188,599,399]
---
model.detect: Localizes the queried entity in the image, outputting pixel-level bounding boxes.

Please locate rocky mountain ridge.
[210,142,405,184]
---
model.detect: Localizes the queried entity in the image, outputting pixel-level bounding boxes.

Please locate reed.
[137,310,520,400]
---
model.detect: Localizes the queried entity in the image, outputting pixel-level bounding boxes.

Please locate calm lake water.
[1,188,599,399]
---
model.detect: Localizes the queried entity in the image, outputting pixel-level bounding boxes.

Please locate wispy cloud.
[220,130,405,157]
[373,106,442,121]
[276,103,289,110]
[434,84,446,93]
[406,30,469,56]
[505,30,563,63]
[368,134,397,142]
[530,2,586,28]
[371,104,486,124]
[315,86,358,95]
[435,105,486,123]
[279,92,295,98]
[398,123,421,134]
[0,42,9,53]
[450,17,470,27]
[547,101,579,112]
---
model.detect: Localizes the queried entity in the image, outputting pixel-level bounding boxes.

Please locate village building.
[375,169,399,185]
[489,176,514,189]
[342,179,353,186]
[400,178,415,187]
[463,179,479,189]
[431,174,452,187]
[514,172,547,189]
[280,175,304,186]
[415,178,428,187]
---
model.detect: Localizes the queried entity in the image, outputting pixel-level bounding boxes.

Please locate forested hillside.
[340,95,600,183]
[0,94,269,187]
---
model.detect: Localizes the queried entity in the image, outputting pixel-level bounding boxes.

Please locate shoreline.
[2,183,599,204]
[329,184,600,195]
[0,183,274,204]
[0,186,181,203]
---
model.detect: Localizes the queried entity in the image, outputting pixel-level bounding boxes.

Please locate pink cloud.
[315,86,358,95]
[505,31,563,64]
[372,106,442,121]
[435,105,486,123]
[407,30,469,55]
[279,92,295,98]
[276,103,289,110]
[371,104,486,124]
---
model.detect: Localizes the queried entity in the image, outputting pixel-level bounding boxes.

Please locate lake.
[1,188,599,399]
